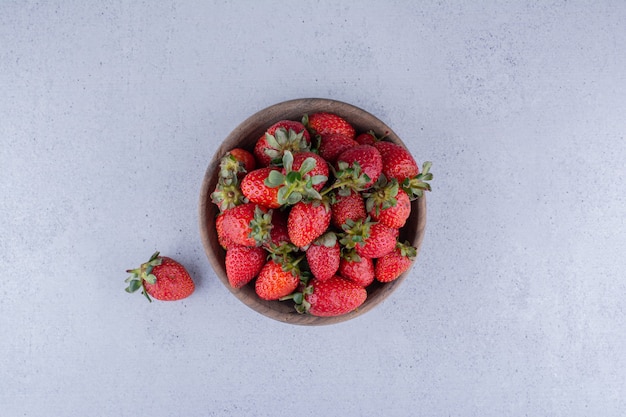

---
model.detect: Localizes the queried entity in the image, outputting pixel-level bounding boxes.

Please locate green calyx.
[248,206,274,246]
[396,241,417,260]
[125,251,163,302]
[279,283,314,314]
[323,161,371,197]
[219,153,246,183]
[211,178,248,212]
[264,151,327,206]
[363,175,399,216]
[339,217,373,250]
[264,128,310,163]
[402,161,433,200]
[265,241,299,264]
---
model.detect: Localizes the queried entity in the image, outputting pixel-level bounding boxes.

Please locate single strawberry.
[267,209,290,247]
[211,178,247,213]
[264,151,328,205]
[125,252,195,302]
[400,161,433,200]
[318,133,358,164]
[303,112,356,139]
[330,189,367,229]
[373,142,434,199]
[218,148,256,181]
[289,151,329,191]
[241,167,282,209]
[364,176,411,229]
[254,120,311,166]
[216,212,236,249]
[255,257,302,300]
[290,276,367,317]
[354,130,382,146]
[226,245,266,288]
[335,144,382,189]
[287,199,332,248]
[338,250,375,287]
[375,241,417,282]
[306,232,340,281]
[220,203,273,247]
[356,222,398,258]
[340,218,397,259]
[373,141,419,182]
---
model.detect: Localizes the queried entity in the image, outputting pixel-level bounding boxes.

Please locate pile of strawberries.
[211,112,432,317]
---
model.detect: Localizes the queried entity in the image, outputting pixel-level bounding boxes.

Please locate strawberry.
[375,241,417,282]
[373,141,433,200]
[211,178,247,213]
[318,133,358,163]
[330,189,367,229]
[306,232,340,281]
[338,250,375,287]
[289,151,329,192]
[220,203,273,247]
[254,120,311,166]
[216,212,236,249]
[226,245,266,288]
[354,131,380,146]
[303,112,356,139]
[295,276,367,317]
[264,151,328,205]
[287,199,332,248]
[364,176,411,229]
[218,148,256,181]
[341,218,397,259]
[125,252,195,302]
[335,145,383,189]
[255,258,302,300]
[373,141,418,182]
[267,209,290,247]
[241,167,282,209]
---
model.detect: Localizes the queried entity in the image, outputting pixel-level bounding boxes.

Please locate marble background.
[1,1,625,416]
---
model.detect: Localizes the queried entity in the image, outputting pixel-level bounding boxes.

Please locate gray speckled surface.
[2,1,625,416]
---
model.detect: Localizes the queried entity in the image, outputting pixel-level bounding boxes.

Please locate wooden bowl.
[199,98,427,325]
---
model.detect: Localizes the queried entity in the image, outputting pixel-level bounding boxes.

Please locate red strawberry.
[255,258,301,300]
[254,120,311,166]
[373,141,418,182]
[211,179,247,213]
[303,112,356,139]
[318,133,358,163]
[354,131,379,146]
[216,212,236,249]
[338,250,375,287]
[330,189,367,229]
[221,203,272,247]
[356,222,398,258]
[364,177,412,229]
[375,241,417,282]
[287,199,332,248]
[300,276,367,317]
[341,218,397,259]
[263,151,328,205]
[226,245,266,288]
[335,145,383,189]
[125,252,195,302]
[218,148,256,181]
[288,151,329,192]
[241,167,281,209]
[306,232,340,281]
[267,209,290,246]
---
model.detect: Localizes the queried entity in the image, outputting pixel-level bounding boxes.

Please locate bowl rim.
[199,97,427,326]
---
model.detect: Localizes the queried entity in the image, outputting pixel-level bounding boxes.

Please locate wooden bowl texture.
[199,98,427,325]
